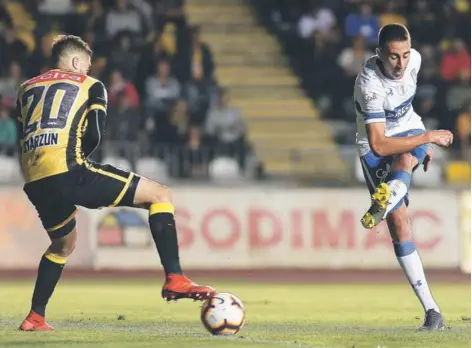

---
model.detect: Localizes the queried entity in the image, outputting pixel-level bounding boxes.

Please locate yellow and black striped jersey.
[17,69,107,183]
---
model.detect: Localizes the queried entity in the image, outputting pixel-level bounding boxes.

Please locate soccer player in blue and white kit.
[354,24,453,331]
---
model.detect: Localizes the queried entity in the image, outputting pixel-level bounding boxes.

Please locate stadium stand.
[0,0,469,186]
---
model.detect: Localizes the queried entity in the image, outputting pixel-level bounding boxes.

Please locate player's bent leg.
[20,220,77,332]
[361,152,419,229]
[133,177,216,302]
[387,205,444,331]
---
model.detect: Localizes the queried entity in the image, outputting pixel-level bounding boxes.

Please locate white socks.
[384,179,409,218]
[395,242,440,313]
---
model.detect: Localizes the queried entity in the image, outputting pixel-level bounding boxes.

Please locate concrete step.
[189,13,256,25]
[214,54,286,66]
[202,33,279,47]
[229,86,303,99]
[187,0,245,5]
[218,74,298,86]
[233,98,313,109]
[245,119,324,131]
[241,108,314,118]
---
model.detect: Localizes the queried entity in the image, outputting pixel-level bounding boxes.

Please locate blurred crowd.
[252,0,471,161]
[0,0,251,179]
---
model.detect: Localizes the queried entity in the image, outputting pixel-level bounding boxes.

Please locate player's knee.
[133,177,174,206]
[393,153,416,171]
[150,184,173,204]
[49,229,77,257]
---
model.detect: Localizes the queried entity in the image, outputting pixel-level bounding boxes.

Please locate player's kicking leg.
[387,205,444,331]
[361,144,428,229]
[132,176,215,301]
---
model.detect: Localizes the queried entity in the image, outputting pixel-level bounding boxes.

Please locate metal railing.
[0,142,468,188]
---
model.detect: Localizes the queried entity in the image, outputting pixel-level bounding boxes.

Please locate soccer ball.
[200,292,245,335]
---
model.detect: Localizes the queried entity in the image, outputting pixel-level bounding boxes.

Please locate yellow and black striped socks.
[31,252,67,317]
[149,203,183,275]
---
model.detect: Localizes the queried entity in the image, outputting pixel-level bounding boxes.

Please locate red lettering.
[249,209,282,248]
[291,210,303,248]
[312,210,356,249]
[201,209,240,248]
[364,211,442,251]
[175,208,194,249]
[25,70,86,86]
[411,211,442,250]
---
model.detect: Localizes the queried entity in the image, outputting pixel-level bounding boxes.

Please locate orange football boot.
[19,311,54,331]
[162,274,216,302]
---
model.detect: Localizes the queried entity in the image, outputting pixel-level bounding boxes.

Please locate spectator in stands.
[37,0,74,15]
[345,3,379,46]
[154,0,186,29]
[419,44,440,77]
[105,0,145,39]
[108,70,140,109]
[108,33,140,82]
[0,3,12,29]
[183,77,211,126]
[440,38,471,82]
[145,59,181,146]
[27,34,53,77]
[186,25,214,83]
[408,0,439,45]
[446,70,471,114]
[181,125,209,178]
[131,0,154,34]
[0,61,24,110]
[379,1,407,28]
[456,103,471,161]
[136,33,169,93]
[145,59,181,116]
[0,103,17,156]
[0,26,27,74]
[337,35,373,77]
[84,0,107,41]
[105,90,141,159]
[83,30,107,59]
[205,88,247,168]
[297,6,337,40]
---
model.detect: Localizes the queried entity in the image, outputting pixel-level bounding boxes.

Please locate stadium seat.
[209,157,241,181]
[445,161,471,185]
[0,156,20,183]
[136,157,169,182]
[102,156,133,172]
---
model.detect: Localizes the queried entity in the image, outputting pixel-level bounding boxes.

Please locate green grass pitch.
[0,279,469,348]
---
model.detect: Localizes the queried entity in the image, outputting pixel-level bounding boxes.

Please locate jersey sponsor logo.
[363,92,377,105]
[25,70,86,87]
[23,132,59,153]
[375,163,391,182]
[386,102,412,120]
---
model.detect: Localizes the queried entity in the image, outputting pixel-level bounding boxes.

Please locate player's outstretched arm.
[367,122,453,157]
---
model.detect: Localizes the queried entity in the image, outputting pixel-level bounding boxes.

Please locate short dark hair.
[378,24,410,49]
[51,35,92,65]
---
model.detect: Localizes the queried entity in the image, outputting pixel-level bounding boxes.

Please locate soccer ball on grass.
[200,292,245,335]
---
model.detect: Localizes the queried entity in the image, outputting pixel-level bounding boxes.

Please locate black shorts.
[23,161,141,238]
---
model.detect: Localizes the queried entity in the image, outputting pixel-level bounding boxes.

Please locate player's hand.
[423,146,433,172]
[426,130,454,147]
